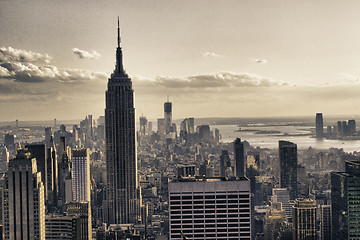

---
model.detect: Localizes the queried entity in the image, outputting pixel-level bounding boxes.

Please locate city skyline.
[2,1,360,121]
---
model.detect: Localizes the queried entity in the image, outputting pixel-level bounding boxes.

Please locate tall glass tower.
[104,18,140,224]
[279,140,298,200]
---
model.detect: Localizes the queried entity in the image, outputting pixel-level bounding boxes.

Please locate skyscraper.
[4,149,45,239]
[25,144,48,200]
[219,150,229,178]
[58,136,71,210]
[168,177,251,240]
[47,135,58,208]
[164,101,172,134]
[316,113,323,138]
[331,160,360,239]
[320,205,331,240]
[104,18,140,224]
[72,148,90,202]
[292,198,317,240]
[279,140,298,200]
[234,138,245,178]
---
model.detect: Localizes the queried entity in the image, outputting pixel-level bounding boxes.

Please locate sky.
[2,0,360,121]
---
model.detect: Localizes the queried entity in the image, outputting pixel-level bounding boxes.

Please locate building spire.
[117,16,120,47]
[113,17,127,77]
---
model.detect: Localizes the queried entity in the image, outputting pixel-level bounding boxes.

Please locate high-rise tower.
[104,18,140,224]
[164,100,172,134]
[279,140,298,200]
[234,138,245,178]
[316,113,324,138]
[4,149,45,240]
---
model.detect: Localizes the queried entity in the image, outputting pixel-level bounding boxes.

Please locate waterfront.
[214,124,360,152]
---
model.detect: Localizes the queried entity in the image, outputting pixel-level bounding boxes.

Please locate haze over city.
[2,0,360,121]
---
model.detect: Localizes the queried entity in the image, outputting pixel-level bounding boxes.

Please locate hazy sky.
[2,0,360,121]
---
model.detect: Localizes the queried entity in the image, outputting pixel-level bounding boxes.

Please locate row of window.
[170,194,249,200]
[171,223,250,228]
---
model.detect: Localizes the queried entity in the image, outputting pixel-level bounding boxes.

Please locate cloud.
[0,46,52,64]
[133,72,285,89]
[202,52,223,58]
[0,47,107,83]
[72,48,101,59]
[249,58,267,64]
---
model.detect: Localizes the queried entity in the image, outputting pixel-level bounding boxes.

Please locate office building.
[272,188,292,221]
[292,198,316,240]
[197,125,211,142]
[279,141,298,200]
[72,148,90,202]
[168,177,251,240]
[104,19,140,224]
[331,160,360,239]
[348,119,356,135]
[4,134,14,151]
[139,116,148,136]
[47,136,58,208]
[320,205,331,240]
[219,150,230,178]
[0,146,9,174]
[164,101,172,134]
[234,138,245,178]
[45,215,76,240]
[26,144,48,200]
[316,113,323,138]
[157,118,166,137]
[264,202,287,240]
[3,149,45,240]
[65,202,92,240]
[58,137,71,210]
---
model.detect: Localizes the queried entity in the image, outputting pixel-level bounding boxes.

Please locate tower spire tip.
[117,16,120,47]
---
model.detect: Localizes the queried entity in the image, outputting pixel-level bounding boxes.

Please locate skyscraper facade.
[234,138,245,178]
[292,198,317,240]
[279,140,298,200]
[104,19,140,224]
[320,205,331,240]
[4,149,45,240]
[331,160,360,239]
[25,144,48,200]
[164,101,172,134]
[316,113,323,138]
[72,148,90,202]
[168,177,252,240]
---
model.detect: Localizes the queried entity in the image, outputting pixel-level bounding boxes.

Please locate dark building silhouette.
[4,134,14,150]
[279,140,298,200]
[219,150,230,178]
[331,160,360,239]
[316,113,323,138]
[197,125,211,142]
[58,136,71,211]
[337,121,343,135]
[25,144,48,200]
[103,18,140,224]
[164,101,172,134]
[348,119,356,135]
[234,138,245,178]
[47,135,58,209]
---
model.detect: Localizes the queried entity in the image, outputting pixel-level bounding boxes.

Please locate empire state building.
[104,18,140,224]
